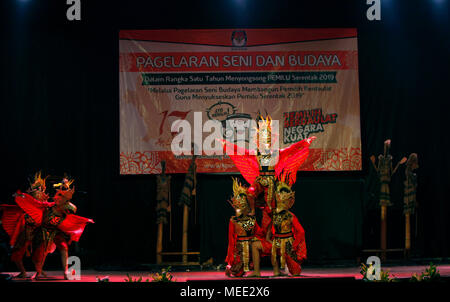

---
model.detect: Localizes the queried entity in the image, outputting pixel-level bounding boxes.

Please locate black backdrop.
[1,0,449,269]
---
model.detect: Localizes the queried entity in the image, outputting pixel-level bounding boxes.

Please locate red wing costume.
[223,121,313,276]
[32,185,94,279]
[222,136,315,233]
[269,180,307,276]
[13,191,53,225]
[1,171,52,277]
[225,177,272,277]
[34,205,94,256]
[1,205,26,248]
[1,185,93,279]
[0,192,53,261]
[57,214,94,243]
[222,137,315,187]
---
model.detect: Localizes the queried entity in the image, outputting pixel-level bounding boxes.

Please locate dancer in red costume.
[32,177,94,279]
[222,115,315,235]
[269,175,307,276]
[0,172,52,278]
[1,174,93,279]
[225,178,271,277]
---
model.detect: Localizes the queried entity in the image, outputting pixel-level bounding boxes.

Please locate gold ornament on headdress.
[53,177,75,190]
[54,178,76,202]
[255,114,273,146]
[275,174,295,212]
[30,171,47,191]
[230,177,249,212]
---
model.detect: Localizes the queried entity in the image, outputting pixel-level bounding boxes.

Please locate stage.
[2,264,449,300]
[3,263,450,282]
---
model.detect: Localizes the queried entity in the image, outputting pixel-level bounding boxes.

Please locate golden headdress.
[275,173,295,212]
[53,177,75,202]
[230,177,250,213]
[255,114,273,146]
[29,171,47,192]
[53,177,75,191]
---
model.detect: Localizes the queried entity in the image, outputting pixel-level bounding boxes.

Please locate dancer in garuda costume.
[225,178,271,277]
[32,177,94,279]
[222,115,315,234]
[269,175,306,276]
[0,172,52,278]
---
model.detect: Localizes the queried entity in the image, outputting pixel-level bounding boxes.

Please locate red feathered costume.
[271,210,307,275]
[225,178,271,277]
[1,183,93,279]
[268,178,307,276]
[222,119,313,276]
[222,135,315,235]
[1,171,52,277]
[0,192,52,264]
[32,186,93,279]
[225,214,272,277]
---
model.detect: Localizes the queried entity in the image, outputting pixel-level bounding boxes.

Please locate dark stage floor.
[3,264,450,282]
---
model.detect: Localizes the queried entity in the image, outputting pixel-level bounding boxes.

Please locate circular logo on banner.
[206,101,237,121]
[231,30,247,47]
[222,113,253,144]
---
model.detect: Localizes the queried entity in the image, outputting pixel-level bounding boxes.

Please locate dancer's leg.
[247,241,262,277]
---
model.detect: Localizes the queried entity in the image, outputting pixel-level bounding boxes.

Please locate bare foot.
[246,272,261,278]
[14,272,28,279]
[33,272,44,280]
[272,272,288,277]
[225,267,232,277]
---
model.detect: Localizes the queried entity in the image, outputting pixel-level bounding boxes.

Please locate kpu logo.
[231,30,247,48]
